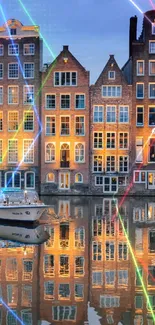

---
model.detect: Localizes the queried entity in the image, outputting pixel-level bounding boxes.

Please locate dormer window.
[108,71,115,80]
[10,28,16,36]
[152,23,155,35]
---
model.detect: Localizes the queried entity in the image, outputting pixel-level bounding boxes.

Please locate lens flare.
[0,298,25,325]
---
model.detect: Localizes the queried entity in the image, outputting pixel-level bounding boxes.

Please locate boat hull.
[0,205,47,221]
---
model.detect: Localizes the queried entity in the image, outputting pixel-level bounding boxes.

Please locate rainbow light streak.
[0,298,25,325]
[149,0,155,10]
[116,204,155,321]
[17,0,56,60]
[128,0,153,25]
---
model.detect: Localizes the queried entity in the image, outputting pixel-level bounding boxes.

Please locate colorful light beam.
[0,298,25,325]
[128,0,153,25]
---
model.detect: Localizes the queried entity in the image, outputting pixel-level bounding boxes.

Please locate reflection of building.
[39,197,89,324]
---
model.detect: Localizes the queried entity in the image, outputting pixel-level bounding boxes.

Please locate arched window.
[25,172,35,189]
[75,173,83,183]
[46,173,55,183]
[75,143,85,163]
[5,171,21,188]
[45,143,55,162]
[60,143,70,168]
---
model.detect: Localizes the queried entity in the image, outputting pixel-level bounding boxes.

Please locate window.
[61,116,70,135]
[135,296,143,309]
[54,72,77,86]
[0,64,3,79]
[152,23,155,35]
[23,85,34,104]
[45,94,55,109]
[46,173,55,183]
[94,132,103,148]
[59,284,70,299]
[149,83,155,98]
[105,216,115,237]
[149,138,155,162]
[6,258,18,280]
[61,94,70,109]
[24,112,34,131]
[118,176,126,186]
[75,227,85,248]
[8,63,19,79]
[0,87,3,104]
[0,45,4,56]
[93,156,102,172]
[149,41,155,54]
[106,106,116,122]
[8,140,18,163]
[149,230,155,252]
[93,105,104,122]
[92,217,102,236]
[95,204,103,217]
[52,306,77,321]
[102,86,122,97]
[119,132,128,149]
[149,61,155,75]
[22,260,33,281]
[45,143,55,162]
[148,266,155,286]
[92,271,103,286]
[75,173,83,183]
[75,94,85,109]
[7,311,17,325]
[103,177,118,193]
[8,86,18,104]
[5,172,21,188]
[105,270,115,286]
[45,227,54,248]
[136,138,143,162]
[45,116,55,135]
[108,71,115,79]
[147,295,155,311]
[119,156,128,173]
[92,242,102,261]
[136,83,144,99]
[25,172,35,189]
[75,284,84,300]
[75,257,84,276]
[21,310,32,325]
[95,176,103,186]
[23,140,34,163]
[119,106,129,123]
[75,143,85,162]
[7,284,18,306]
[60,255,69,276]
[0,140,2,163]
[137,61,144,76]
[24,43,35,55]
[149,107,155,126]
[136,267,143,286]
[44,255,54,276]
[10,28,16,35]
[8,44,19,56]
[22,285,32,307]
[100,295,120,308]
[75,116,85,135]
[0,112,3,131]
[8,112,18,131]
[118,270,128,285]
[106,133,115,149]
[24,63,34,79]
[106,241,115,260]
[136,106,144,126]
[134,171,146,183]
[118,242,128,260]
[59,173,70,189]
[106,156,115,172]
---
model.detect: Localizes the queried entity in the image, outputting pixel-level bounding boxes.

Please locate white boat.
[0,188,48,221]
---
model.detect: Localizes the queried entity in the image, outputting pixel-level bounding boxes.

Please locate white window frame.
[0,86,3,105]
[0,63,3,79]
[95,176,103,186]
[118,242,128,261]
[8,44,19,56]
[93,131,103,149]
[74,142,85,163]
[102,85,122,98]
[92,155,103,173]
[108,71,115,80]
[106,155,116,173]
[92,271,103,287]
[106,105,116,123]
[8,85,19,105]
[23,85,34,105]
[136,137,143,163]
[149,83,155,99]
[75,173,83,183]
[23,62,34,79]
[118,132,129,149]
[92,241,102,261]
[136,106,144,126]
[136,83,144,99]
[74,256,85,276]
[5,171,21,188]
[54,71,77,86]
[8,111,19,132]
[45,142,56,163]
[75,93,85,109]
[119,155,129,173]
[0,44,4,56]
[136,60,144,76]
[0,111,3,131]
[133,170,146,183]
[105,241,115,261]
[8,139,18,163]
[103,176,118,193]
[149,40,155,54]
[45,115,56,136]
[24,171,35,189]
[23,111,34,131]
[23,43,35,56]
[149,60,155,76]
[45,93,56,110]
[75,115,85,136]
[93,105,104,123]
[8,63,19,79]
[106,132,116,149]
[119,106,129,123]
[59,172,70,190]
[105,270,116,287]
[46,173,55,183]
[23,139,34,164]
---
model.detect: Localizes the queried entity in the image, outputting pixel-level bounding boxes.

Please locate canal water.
[0,196,155,325]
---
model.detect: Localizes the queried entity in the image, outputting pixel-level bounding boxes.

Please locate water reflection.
[0,196,155,324]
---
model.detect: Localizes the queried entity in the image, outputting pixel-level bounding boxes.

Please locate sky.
[0,0,154,83]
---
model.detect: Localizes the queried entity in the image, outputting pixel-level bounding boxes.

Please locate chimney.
[63,45,69,51]
[129,15,137,57]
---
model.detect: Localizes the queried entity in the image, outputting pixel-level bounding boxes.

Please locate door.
[59,173,70,190]
[148,172,155,189]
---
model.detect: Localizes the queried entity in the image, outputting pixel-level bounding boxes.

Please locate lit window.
[59,284,70,299]
[149,83,155,98]
[119,106,129,123]
[105,241,115,260]
[45,143,55,162]
[93,155,102,172]
[0,45,4,56]
[7,284,18,306]
[75,116,85,135]
[108,71,115,79]
[61,116,70,135]
[44,255,54,276]
[119,156,128,173]
[92,217,102,236]
[106,106,116,122]
[136,83,144,99]
[8,112,18,131]
[102,86,122,97]
[75,143,85,162]
[25,172,35,189]
[136,138,143,162]
[60,145,70,169]
[59,255,69,276]
[24,43,35,55]
[105,270,115,286]
[6,258,18,280]
[149,61,155,75]
[106,156,115,172]
[0,87,3,104]
[23,140,34,163]
[94,132,103,148]
[44,281,54,300]
[93,105,104,122]
[75,173,83,183]
[119,132,128,149]
[106,132,115,149]
[46,173,55,183]
[24,111,34,131]
[45,94,55,109]
[137,61,144,76]
[0,112,3,130]
[103,177,118,193]
[8,140,18,163]
[24,63,34,79]
[92,241,102,261]
[118,242,128,260]
[8,44,19,56]
[134,171,146,183]
[8,63,19,79]
[8,86,18,104]
[23,85,34,104]
[136,106,144,126]
[105,216,115,237]
[54,72,77,86]
[92,271,103,286]
[45,116,56,135]
[0,64,3,79]
[95,176,103,186]
[149,138,155,162]
[75,94,85,109]
[75,256,84,276]
[74,284,84,300]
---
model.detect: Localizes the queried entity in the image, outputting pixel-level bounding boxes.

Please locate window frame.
[75,173,83,183]
[5,171,21,188]
[136,60,145,76]
[46,173,55,183]
[8,85,19,105]
[45,93,56,110]
[108,71,115,80]
[54,71,77,87]
[23,139,34,164]
[103,176,118,193]
[149,83,155,99]
[118,132,129,149]
[45,142,56,163]
[23,43,35,56]
[75,93,85,110]
[60,115,70,136]
[93,131,103,149]
[92,155,103,173]
[23,111,34,132]
[136,83,144,99]
[102,85,122,98]
[0,63,3,79]
[119,105,129,123]
[8,44,19,56]
[106,105,116,123]
[149,40,155,54]
[8,139,18,163]
[23,62,35,79]
[24,171,35,189]
[75,115,85,136]
[93,105,104,123]
[8,111,19,132]
[95,176,103,186]
[45,115,56,136]
[106,132,116,149]
[149,60,155,76]
[119,155,129,173]
[74,142,85,163]
[8,62,19,79]
[136,106,144,127]
[23,85,34,105]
